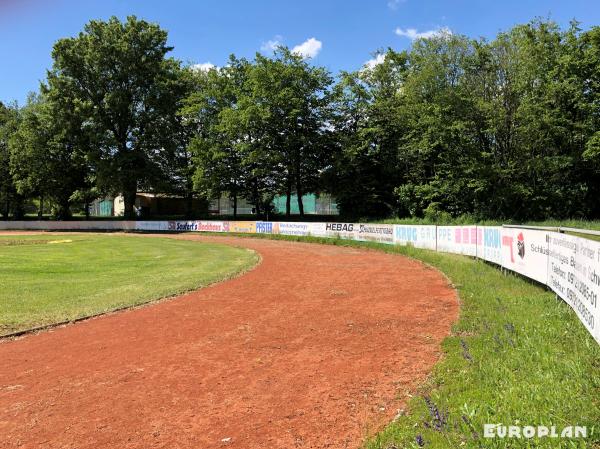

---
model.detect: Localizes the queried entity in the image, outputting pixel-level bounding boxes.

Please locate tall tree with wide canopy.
[248,49,333,217]
[9,93,91,219]
[0,102,22,218]
[46,16,184,218]
[328,49,409,219]
[181,56,254,218]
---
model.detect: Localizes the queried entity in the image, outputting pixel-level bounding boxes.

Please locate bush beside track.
[211,232,600,449]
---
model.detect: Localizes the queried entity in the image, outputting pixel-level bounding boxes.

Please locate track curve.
[0,234,458,449]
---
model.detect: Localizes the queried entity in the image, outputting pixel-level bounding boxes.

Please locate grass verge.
[0,234,258,336]
[213,232,600,449]
[379,216,600,232]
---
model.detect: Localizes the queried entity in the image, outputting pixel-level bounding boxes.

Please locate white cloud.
[387,0,406,10]
[364,53,386,69]
[395,26,452,40]
[191,62,216,72]
[292,37,322,59]
[261,35,283,53]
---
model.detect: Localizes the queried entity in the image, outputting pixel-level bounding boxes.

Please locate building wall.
[211,193,338,216]
[272,194,338,215]
[114,196,125,216]
[89,198,115,217]
[209,197,255,216]
[93,193,338,217]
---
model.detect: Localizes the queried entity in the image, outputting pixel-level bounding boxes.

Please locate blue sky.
[1,0,599,105]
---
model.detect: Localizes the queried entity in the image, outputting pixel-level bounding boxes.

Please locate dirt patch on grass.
[0,239,50,246]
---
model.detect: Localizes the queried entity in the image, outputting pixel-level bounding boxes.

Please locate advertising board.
[548,233,600,344]
[355,223,394,244]
[477,226,503,265]
[500,228,549,284]
[393,225,437,250]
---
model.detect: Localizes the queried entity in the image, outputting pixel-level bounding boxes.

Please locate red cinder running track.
[0,234,458,449]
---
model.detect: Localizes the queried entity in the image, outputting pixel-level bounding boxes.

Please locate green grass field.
[0,234,258,336]
[221,233,600,449]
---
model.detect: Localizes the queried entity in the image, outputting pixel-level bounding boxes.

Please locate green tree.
[9,93,90,219]
[181,57,253,218]
[250,49,333,216]
[47,16,184,218]
[578,26,600,215]
[329,49,408,219]
[384,20,599,221]
[183,50,333,218]
[0,102,23,219]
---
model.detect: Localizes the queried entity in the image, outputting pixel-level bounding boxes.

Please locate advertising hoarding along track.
[393,225,437,250]
[0,219,597,344]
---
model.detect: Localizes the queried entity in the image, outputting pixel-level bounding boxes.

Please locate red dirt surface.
[0,234,458,449]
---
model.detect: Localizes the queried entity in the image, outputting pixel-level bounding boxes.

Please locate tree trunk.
[185,178,194,219]
[123,191,137,219]
[286,179,292,218]
[233,192,238,219]
[56,199,72,220]
[85,201,90,220]
[3,198,9,219]
[13,195,24,220]
[253,180,261,218]
[122,144,138,219]
[38,195,43,219]
[296,182,304,217]
[296,161,304,217]
[185,192,193,219]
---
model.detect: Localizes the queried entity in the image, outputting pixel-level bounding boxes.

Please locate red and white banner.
[500,228,549,285]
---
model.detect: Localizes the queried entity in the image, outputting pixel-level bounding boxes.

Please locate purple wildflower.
[460,339,473,363]
[416,434,425,447]
[493,334,503,349]
[423,396,447,431]
[462,414,479,441]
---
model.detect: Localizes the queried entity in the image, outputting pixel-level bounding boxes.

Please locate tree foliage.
[331,21,600,220]
[2,18,600,222]
[0,102,22,218]
[182,49,333,218]
[8,93,91,219]
[46,15,186,218]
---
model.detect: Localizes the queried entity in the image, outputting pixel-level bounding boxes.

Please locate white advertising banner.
[501,228,549,285]
[548,233,600,344]
[197,220,229,232]
[307,222,327,237]
[166,221,201,232]
[135,221,169,231]
[255,221,277,234]
[277,222,326,237]
[355,223,394,244]
[477,226,503,265]
[393,225,437,250]
[141,220,230,232]
[437,226,478,256]
[278,222,312,236]
[325,222,356,240]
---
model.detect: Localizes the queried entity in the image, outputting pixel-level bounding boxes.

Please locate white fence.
[1,219,598,345]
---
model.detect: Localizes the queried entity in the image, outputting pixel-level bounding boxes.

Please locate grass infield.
[216,232,600,449]
[0,234,258,336]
